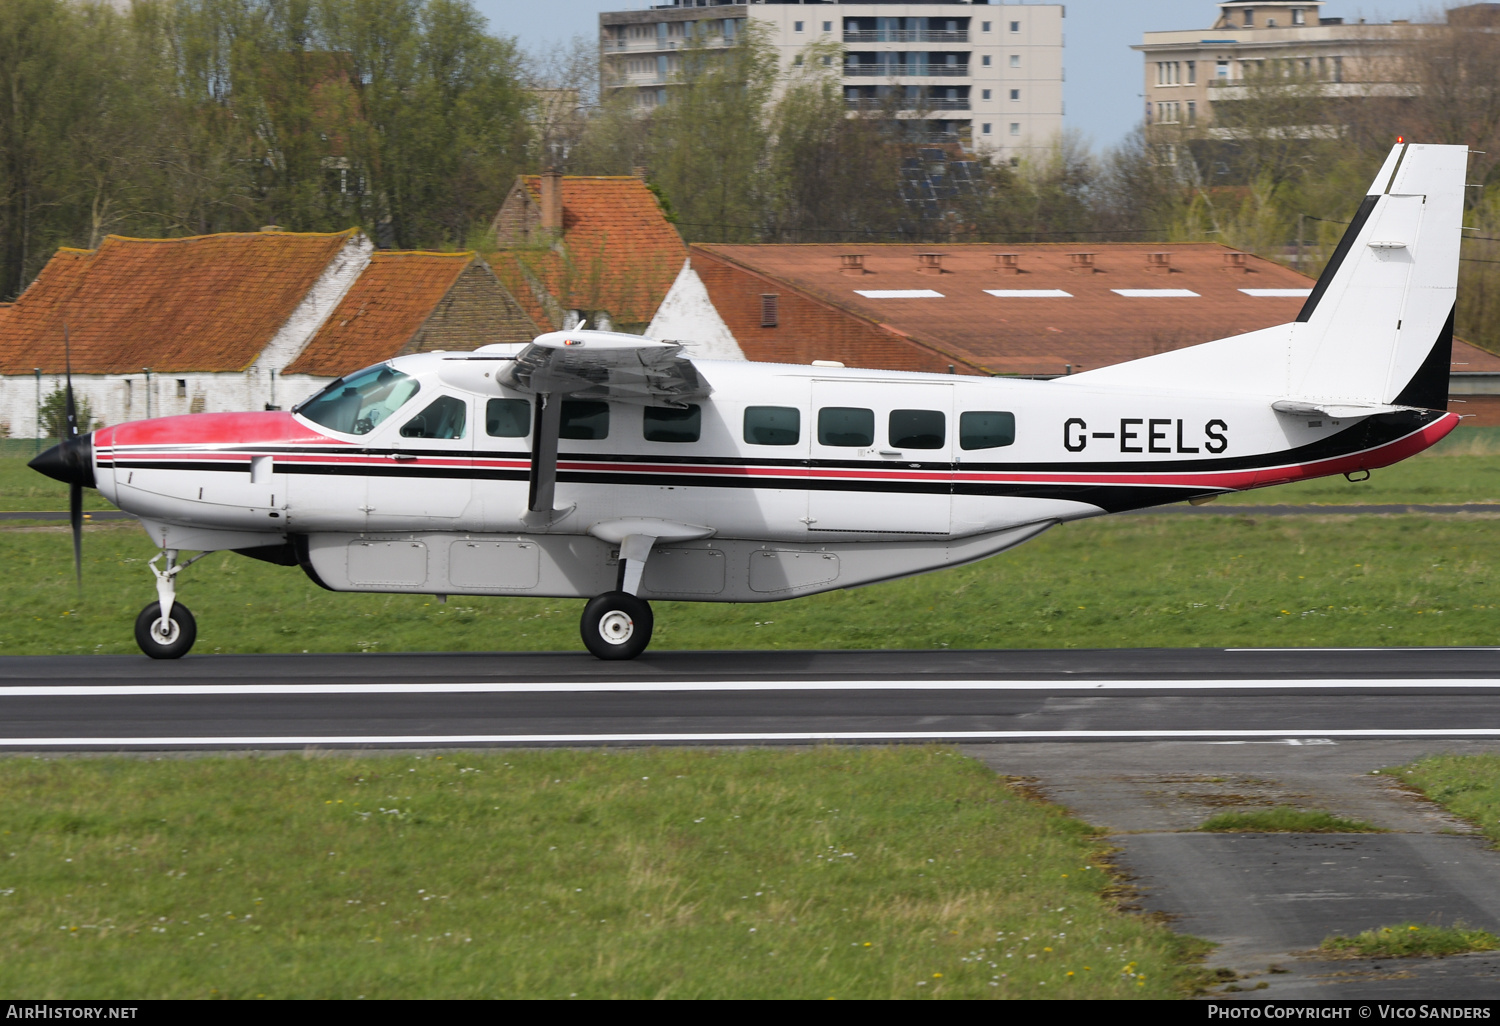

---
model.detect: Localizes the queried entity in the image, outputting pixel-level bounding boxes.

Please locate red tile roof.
[283,251,472,376]
[1451,340,1500,373]
[489,176,684,329]
[694,241,1500,378]
[0,230,358,374]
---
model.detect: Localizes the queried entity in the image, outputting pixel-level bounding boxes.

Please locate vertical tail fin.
[1062,142,1467,409]
[1289,142,1465,407]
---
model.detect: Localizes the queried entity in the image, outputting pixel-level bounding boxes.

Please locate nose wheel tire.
[134,601,197,659]
[580,591,653,660]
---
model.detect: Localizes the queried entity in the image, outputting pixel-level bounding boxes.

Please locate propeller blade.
[63,323,77,439]
[69,481,83,591]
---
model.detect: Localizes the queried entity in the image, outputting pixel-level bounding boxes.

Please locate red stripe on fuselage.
[93,411,1459,491]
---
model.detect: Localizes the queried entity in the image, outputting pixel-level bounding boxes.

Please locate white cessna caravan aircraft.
[31,142,1467,660]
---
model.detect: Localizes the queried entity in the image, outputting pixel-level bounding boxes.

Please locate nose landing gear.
[135,549,205,659]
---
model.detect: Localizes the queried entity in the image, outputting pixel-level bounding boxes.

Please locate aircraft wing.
[500,331,714,516]
[500,334,712,407]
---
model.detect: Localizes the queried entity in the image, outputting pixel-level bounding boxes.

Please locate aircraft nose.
[29,433,95,489]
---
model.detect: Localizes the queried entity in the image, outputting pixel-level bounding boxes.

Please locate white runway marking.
[1228,648,1500,652]
[2,729,1500,747]
[3,677,1500,697]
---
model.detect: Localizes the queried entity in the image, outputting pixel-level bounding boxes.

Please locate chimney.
[916,252,945,275]
[1068,252,1097,274]
[839,254,867,276]
[994,253,1022,275]
[631,166,649,179]
[539,167,564,234]
[1145,251,1172,274]
[1222,251,1249,272]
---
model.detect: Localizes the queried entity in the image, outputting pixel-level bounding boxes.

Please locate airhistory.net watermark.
[5,1007,137,1019]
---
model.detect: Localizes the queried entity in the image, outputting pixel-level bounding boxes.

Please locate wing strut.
[528,392,562,513]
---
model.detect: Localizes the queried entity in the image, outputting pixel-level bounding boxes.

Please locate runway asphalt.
[3,647,1500,750]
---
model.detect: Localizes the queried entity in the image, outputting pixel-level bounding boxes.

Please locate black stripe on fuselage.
[963,410,1440,473]
[99,411,1440,503]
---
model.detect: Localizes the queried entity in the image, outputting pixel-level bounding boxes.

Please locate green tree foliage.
[645,24,779,243]
[574,32,1059,246]
[38,388,93,439]
[765,48,907,241]
[0,0,529,298]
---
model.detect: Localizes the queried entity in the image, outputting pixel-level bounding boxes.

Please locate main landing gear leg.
[580,534,655,661]
[134,549,203,659]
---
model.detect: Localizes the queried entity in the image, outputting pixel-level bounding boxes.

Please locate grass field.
[1197,808,1381,833]
[1392,755,1500,847]
[4,427,1500,655]
[0,747,1207,999]
[4,511,1500,655]
[1319,923,1500,959]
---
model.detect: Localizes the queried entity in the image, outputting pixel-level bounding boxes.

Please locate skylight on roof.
[1111,289,1200,298]
[854,289,944,299]
[984,289,1073,298]
[1239,288,1313,297]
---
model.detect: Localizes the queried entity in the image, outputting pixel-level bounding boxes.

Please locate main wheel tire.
[580,591,653,660]
[134,601,197,659]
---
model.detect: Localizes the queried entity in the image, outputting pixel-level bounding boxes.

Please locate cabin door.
[807,381,953,537]
[363,391,475,528]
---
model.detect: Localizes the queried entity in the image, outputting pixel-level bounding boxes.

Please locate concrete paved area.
[964,740,1500,999]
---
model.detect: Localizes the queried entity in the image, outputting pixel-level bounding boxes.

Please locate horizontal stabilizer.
[1271,399,1414,419]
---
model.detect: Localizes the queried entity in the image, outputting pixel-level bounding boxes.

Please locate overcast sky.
[475,0,1437,153]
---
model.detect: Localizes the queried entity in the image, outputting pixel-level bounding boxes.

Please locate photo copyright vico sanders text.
[1209,1009,1492,1020]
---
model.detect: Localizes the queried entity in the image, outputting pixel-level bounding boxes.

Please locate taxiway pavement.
[970,740,1500,999]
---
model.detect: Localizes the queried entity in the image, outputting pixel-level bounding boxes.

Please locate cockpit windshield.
[297,364,421,435]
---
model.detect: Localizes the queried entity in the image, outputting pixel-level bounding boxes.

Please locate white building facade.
[600,1,1064,160]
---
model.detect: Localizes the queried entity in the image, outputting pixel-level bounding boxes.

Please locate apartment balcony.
[604,70,672,87]
[1206,80,1416,99]
[844,64,970,77]
[845,97,972,111]
[602,36,733,53]
[843,30,968,44]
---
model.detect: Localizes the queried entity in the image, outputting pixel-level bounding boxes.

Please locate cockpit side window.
[297,365,420,436]
[400,395,468,440]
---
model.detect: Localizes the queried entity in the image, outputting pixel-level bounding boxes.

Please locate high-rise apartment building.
[1133,1,1469,135]
[599,1,1064,159]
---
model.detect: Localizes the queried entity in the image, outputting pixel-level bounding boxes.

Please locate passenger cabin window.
[818,407,874,447]
[486,398,530,437]
[298,364,420,435]
[960,410,1016,449]
[744,406,800,445]
[400,395,467,439]
[890,410,945,449]
[560,400,609,440]
[643,404,701,443]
